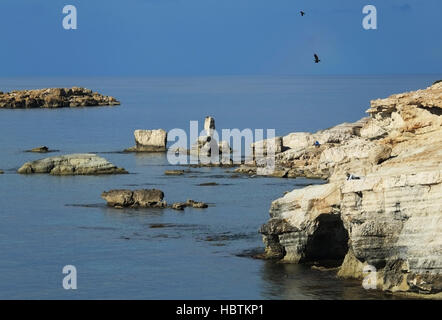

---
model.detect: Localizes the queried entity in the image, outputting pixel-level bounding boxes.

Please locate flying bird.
[300,11,305,16]
[314,54,321,63]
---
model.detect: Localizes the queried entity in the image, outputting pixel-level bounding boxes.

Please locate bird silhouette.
[300,11,305,16]
[314,54,321,63]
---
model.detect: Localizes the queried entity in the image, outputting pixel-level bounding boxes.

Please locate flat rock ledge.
[0,87,120,109]
[101,189,208,210]
[259,82,442,296]
[17,154,127,175]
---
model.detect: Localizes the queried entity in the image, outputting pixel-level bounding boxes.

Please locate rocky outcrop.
[0,87,120,109]
[235,118,372,179]
[126,129,167,152]
[102,189,167,208]
[17,154,127,175]
[0,170,3,174]
[28,146,50,153]
[187,116,232,159]
[101,189,208,210]
[260,83,442,295]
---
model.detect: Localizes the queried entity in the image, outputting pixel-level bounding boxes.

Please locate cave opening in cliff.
[303,214,349,267]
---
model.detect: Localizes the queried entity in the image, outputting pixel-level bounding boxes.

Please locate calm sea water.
[0,75,439,299]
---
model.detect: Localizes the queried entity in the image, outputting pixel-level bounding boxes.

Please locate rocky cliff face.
[260,83,442,295]
[0,87,120,108]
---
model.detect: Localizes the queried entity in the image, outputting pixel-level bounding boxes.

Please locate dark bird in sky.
[300,11,305,16]
[314,54,321,63]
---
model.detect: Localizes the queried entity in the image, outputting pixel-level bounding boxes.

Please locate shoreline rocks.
[259,82,442,295]
[17,154,128,175]
[126,129,167,152]
[0,87,120,109]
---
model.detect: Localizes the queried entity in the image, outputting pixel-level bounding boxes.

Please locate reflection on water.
[259,261,404,300]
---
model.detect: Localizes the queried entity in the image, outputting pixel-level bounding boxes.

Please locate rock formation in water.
[188,116,232,159]
[171,199,209,210]
[102,189,167,208]
[259,83,442,295]
[0,87,120,108]
[17,154,127,175]
[126,129,168,152]
[164,170,185,175]
[25,146,59,153]
[101,189,208,210]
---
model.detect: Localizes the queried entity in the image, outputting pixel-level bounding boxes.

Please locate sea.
[0,75,439,299]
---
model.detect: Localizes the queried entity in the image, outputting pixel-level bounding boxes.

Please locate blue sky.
[0,0,441,76]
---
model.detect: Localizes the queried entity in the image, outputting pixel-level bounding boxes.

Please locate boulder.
[186,199,209,208]
[172,202,186,210]
[204,116,215,133]
[17,154,127,175]
[102,189,166,208]
[126,129,167,152]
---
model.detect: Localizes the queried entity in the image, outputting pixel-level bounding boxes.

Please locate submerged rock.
[171,202,186,210]
[164,170,185,176]
[126,129,167,152]
[102,189,166,208]
[0,87,120,109]
[186,199,209,208]
[25,146,58,153]
[17,154,127,175]
[260,83,442,295]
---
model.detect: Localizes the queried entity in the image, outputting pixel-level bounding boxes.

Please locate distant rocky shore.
[250,82,442,296]
[0,87,119,109]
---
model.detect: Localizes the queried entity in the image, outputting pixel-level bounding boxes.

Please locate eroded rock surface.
[17,154,127,175]
[102,189,166,208]
[260,83,442,295]
[0,87,120,108]
[101,189,208,210]
[126,129,167,152]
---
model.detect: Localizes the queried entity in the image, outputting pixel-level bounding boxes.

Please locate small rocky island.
[17,154,127,175]
[250,82,442,296]
[0,87,120,109]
